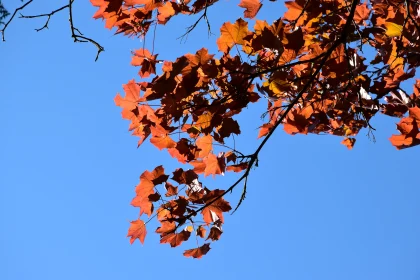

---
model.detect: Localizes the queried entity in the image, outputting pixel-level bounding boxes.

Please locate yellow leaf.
[384,22,403,37]
[186,225,194,232]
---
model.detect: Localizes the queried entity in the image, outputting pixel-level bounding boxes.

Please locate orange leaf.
[132,166,168,216]
[217,18,250,53]
[195,112,213,130]
[201,190,231,224]
[157,2,176,24]
[258,123,273,138]
[196,134,213,158]
[114,80,143,111]
[183,243,211,259]
[341,138,356,150]
[238,0,262,19]
[203,153,226,177]
[283,0,304,21]
[127,219,147,245]
[150,126,176,150]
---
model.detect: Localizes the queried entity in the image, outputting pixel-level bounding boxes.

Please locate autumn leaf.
[183,243,211,259]
[196,226,206,238]
[203,153,226,177]
[217,18,250,53]
[164,182,178,197]
[127,219,147,245]
[201,189,232,224]
[132,166,168,216]
[206,226,222,241]
[238,0,262,19]
[226,162,249,172]
[150,125,177,150]
[341,138,356,150]
[114,80,143,111]
[384,22,403,37]
[283,0,305,21]
[160,230,191,247]
[196,134,213,158]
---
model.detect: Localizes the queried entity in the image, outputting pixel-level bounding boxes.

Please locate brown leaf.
[164,182,178,197]
[160,230,191,247]
[226,162,249,172]
[183,243,211,259]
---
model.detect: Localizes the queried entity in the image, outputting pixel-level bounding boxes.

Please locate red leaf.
[183,243,211,259]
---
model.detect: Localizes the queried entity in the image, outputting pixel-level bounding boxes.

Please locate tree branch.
[0,0,33,41]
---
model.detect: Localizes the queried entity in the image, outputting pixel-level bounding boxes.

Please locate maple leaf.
[150,125,177,150]
[201,189,232,224]
[171,168,198,185]
[132,166,168,216]
[217,18,250,53]
[131,48,158,78]
[203,153,226,177]
[157,2,176,24]
[283,0,306,21]
[206,226,222,241]
[160,230,191,247]
[341,138,356,150]
[354,3,370,24]
[196,134,213,158]
[258,123,274,138]
[127,219,147,244]
[114,80,144,112]
[164,182,178,197]
[238,0,262,19]
[183,243,211,259]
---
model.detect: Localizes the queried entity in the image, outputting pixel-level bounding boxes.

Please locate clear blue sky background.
[1,1,420,279]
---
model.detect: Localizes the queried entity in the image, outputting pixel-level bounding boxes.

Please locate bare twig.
[0,0,33,41]
[178,0,213,42]
[68,0,104,61]
[20,1,72,32]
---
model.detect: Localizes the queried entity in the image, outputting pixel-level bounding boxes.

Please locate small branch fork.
[0,0,33,41]
[67,0,104,61]
[1,0,104,61]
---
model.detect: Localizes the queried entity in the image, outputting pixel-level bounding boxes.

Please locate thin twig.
[1,0,33,41]
[20,1,72,32]
[68,0,104,61]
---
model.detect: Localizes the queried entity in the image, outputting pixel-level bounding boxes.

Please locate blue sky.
[1,1,420,279]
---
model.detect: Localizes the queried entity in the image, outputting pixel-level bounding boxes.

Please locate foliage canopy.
[3,0,420,258]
